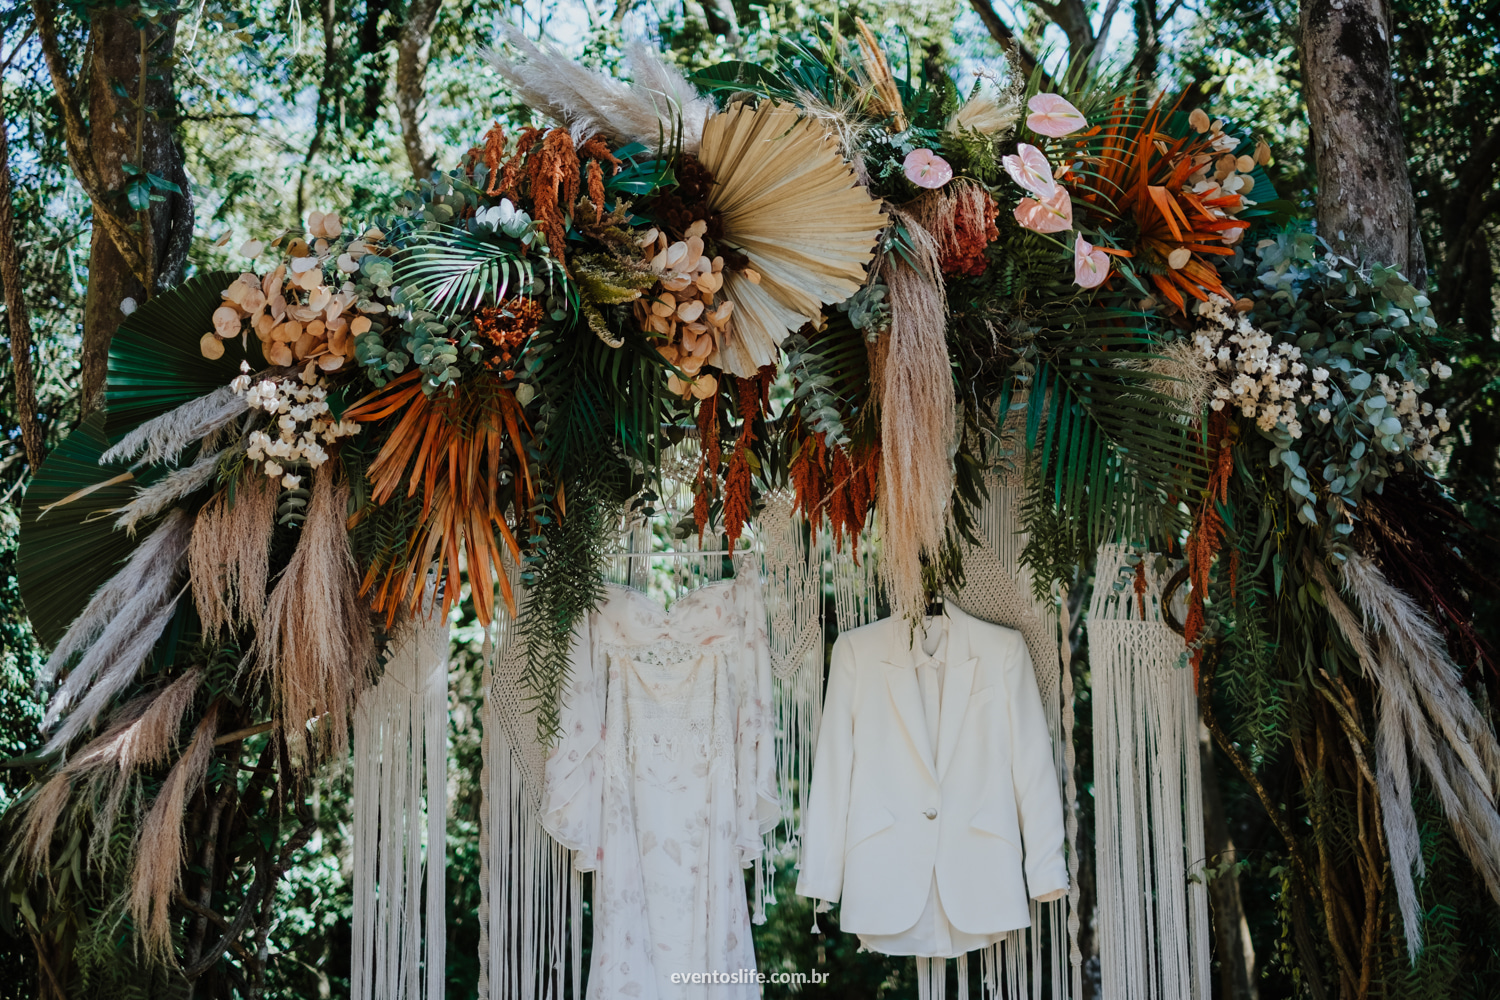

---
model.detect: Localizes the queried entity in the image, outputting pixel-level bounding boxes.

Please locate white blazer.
[796,603,1068,936]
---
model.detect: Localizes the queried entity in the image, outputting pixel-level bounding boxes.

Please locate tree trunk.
[0,100,44,470]
[395,0,444,178]
[1299,0,1427,282]
[79,7,192,415]
[1201,727,1259,1000]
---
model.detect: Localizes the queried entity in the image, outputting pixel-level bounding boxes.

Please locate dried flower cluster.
[1194,296,1313,437]
[1182,108,1269,245]
[475,296,544,366]
[232,364,361,487]
[632,219,748,399]
[1193,296,1451,459]
[204,211,387,376]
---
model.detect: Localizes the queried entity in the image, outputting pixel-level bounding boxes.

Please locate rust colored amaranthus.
[938,185,1000,278]
[471,122,620,271]
[697,367,774,548]
[1183,408,1235,683]
[789,434,881,559]
[343,371,531,627]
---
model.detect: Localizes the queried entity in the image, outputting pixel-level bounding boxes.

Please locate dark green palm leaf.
[18,412,165,649]
[105,271,265,439]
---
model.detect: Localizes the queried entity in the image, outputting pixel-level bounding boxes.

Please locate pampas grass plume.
[257,465,375,761]
[190,470,277,642]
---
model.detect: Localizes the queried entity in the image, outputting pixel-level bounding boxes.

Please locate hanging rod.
[615,549,743,559]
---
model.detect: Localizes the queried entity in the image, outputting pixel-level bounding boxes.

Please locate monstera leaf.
[21,272,251,648]
[104,270,263,438]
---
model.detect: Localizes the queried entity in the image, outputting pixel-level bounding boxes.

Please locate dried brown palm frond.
[189,469,277,642]
[345,370,527,627]
[875,214,954,621]
[43,509,193,753]
[696,101,886,376]
[101,385,248,468]
[129,701,220,960]
[482,31,713,154]
[116,447,225,535]
[257,465,375,761]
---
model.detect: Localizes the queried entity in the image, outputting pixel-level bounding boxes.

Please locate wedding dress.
[541,570,780,1000]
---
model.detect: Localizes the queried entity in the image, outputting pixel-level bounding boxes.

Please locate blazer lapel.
[885,657,939,783]
[936,606,977,779]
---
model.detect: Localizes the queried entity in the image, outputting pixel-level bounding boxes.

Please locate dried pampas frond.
[11,669,202,880]
[949,87,1023,136]
[116,448,224,535]
[258,465,375,761]
[875,215,955,621]
[101,385,248,468]
[129,701,220,960]
[696,101,885,376]
[1316,554,1500,960]
[1119,338,1216,419]
[43,509,193,752]
[190,470,277,642]
[482,31,713,154]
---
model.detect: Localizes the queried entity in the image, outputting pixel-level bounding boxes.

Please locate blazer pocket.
[968,799,1021,851]
[847,800,896,848]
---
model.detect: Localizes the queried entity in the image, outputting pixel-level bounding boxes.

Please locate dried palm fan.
[697,101,886,377]
[482,32,713,154]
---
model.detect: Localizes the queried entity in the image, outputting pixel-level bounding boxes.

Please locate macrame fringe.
[1088,542,1211,1000]
[351,611,450,1000]
[478,555,585,1000]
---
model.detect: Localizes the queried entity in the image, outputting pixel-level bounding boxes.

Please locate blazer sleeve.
[540,612,606,872]
[1003,632,1070,900]
[795,631,857,904]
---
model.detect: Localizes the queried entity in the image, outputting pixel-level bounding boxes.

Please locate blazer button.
[923,808,938,820]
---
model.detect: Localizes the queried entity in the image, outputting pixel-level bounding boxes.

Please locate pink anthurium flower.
[1015,186,1073,234]
[1001,143,1057,199]
[1026,93,1088,137]
[903,148,953,189]
[1074,233,1110,288]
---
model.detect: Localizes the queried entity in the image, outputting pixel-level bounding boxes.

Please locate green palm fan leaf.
[23,274,250,648]
[104,270,265,438]
[17,412,165,649]
[397,227,561,317]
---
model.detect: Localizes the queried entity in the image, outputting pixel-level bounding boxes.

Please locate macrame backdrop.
[351,609,452,1000]
[1087,542,1211,1000]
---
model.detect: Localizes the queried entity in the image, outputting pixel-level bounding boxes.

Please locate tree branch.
[965,0,1050,86]
[31,0,149,285]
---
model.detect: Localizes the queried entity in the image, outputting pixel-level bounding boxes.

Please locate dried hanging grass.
[257,464,375,761]
[116,448,224,536]
[875,213,955,620]
[1316,554,1500,960]
[189,470,277,642]
[129,701,220,960]
[12,669,202,879]
[44,510,193,753]
[101,385,248,468]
